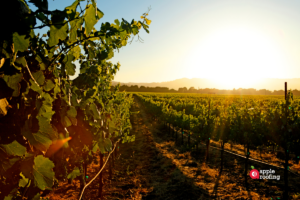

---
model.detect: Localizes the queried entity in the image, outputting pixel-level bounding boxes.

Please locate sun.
[185,26,288,89]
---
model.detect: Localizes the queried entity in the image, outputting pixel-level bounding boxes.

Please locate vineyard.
[135,92,300,199]
[1,0,300,200]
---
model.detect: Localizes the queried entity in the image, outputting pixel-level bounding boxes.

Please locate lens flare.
[46,137,72,157]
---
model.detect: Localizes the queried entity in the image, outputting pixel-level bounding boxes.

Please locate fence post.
[285,82,287,100]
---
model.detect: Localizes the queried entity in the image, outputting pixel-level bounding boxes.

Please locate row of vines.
[136,92,300,199]
[0,0,151,199]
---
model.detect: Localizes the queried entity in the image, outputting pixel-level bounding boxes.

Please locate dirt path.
[46,96,300,200]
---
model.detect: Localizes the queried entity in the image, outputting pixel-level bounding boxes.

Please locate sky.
[28,0,300,90]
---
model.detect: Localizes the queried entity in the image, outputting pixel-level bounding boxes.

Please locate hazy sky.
[29,0,300,89]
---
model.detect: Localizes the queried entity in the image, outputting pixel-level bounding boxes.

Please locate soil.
[45,96,300,200]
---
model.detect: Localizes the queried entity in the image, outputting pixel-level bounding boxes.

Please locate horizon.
[111,77,300,91]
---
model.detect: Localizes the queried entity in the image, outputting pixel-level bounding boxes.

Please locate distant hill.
[112,78,300,91]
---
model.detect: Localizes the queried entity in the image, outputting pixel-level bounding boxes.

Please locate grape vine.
[0,0,151,199]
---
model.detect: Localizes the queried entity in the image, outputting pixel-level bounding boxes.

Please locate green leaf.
[65,62,76,76]
[97,138,112,153]
[33,155,55,190]
[3,73,23,97]
[132,27,138,35]
[84,5,103,36]
[69,117,77,126]
[32,193,41,200]
[142,23,149,33]
[97,51,108,60]
[54,83,60,97]
[36,12,48,23]
[21,117,55,152]
[92,143,99,153]
[15,56,27,68]
[0,140,26,156]
[89,103,100,119]
[71,93,79,106]
[121,40,127,46]
[19,172,30,187]
[44,79,55,91]
[67,167,81,181]
[119,30,127,40]
[48,22,68,47]
[0,157,20,173]
[71,45,81,60]
[32,71,45,86]
[103,138,112,152]
[114,19,120,27]
[63,54,76,76]
[88,48,95,59]
[105,37,112,45]
[4,195,12,200]
[67,106,77,118]
[66,0,79,20]
[35,54,47,70]
[69,17,83,43]
[13,32,30,52]
[107,50,114,60]
[62,116,72,128]
[30,79,43,94]
[51,10,66,24]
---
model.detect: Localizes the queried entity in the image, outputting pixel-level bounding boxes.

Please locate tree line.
[112,85,300,95]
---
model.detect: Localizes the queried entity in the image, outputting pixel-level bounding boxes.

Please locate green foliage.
[137,92,300,165]
[0,140,26,156]
[13,32,30,52]
[3,73,23,97]
[48,22,69,47]
[67,167,81,182]
[0,0,151,198]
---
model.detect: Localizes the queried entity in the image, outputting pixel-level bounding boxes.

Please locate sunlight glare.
[185,27,288,89]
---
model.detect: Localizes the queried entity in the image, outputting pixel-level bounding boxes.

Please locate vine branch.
[26,64,40,87]
[78,138,121,200]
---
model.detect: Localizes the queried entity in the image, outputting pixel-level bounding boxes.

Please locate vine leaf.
[119,30,127,40]
[15,57,27,68]
[32,155,55,190]
[71,45,81,60]
[84,5,103,36]
[3,73,23,97]
[67,106,77,118]
[19,172,30,187]
[30,79,43,94]
[69,15,83,43]
[92,143,99,153]
[98,138,112,153]
[65,62,76,76]
[21,116,56,152]
[13,32,30,52]
[0,140,26,156]
[67,167,81,182]
[32,71,45,86]
[89,102,100,120]
[0,157,20,174]
[63,54,76,76]
[63,116,72,127]
[44,79,55,91]
[48,22,68,47]
[103,138,112,152]
[66,0,79,20]
[35,54,47,70]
